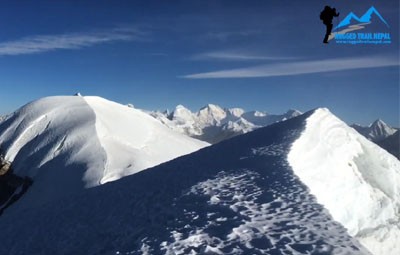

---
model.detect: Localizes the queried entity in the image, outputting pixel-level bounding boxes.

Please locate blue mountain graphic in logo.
[334,6,389,30]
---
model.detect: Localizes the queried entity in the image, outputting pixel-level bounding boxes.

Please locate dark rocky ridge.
[0,154,33,215]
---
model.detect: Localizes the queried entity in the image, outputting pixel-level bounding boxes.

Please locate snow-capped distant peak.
[173,105,192,114]
[198,104,226,116]
[171,105,195,123]
[197,104,227,126]
[352,118,396,142]
[226,107,245,118]
[370,119,388,128]
[222,117,256,133]
[201,103,219,109]
[369,119,396,140]
[175,104,189,110]
[253,110,267,117]
[285,109,302,116]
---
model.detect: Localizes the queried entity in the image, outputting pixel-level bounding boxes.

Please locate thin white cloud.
[0,27,146,56]
[192,51,293,61]
[205,30,262,41]
[182,55,399,79]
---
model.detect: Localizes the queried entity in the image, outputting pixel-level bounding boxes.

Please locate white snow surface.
[288,108,400,255]
[85,97,208,184]
[0,96,208,209]
[0,108,370,255]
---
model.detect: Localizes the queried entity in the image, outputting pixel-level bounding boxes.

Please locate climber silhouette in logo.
[320,6,340,43]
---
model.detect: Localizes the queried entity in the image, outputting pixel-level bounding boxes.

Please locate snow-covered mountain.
[0,106,398,254]
[351,119,397,142]
[0,96,208,210]
[150,104,302,144]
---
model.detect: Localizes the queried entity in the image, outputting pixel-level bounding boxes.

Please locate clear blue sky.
[0,0,398,126]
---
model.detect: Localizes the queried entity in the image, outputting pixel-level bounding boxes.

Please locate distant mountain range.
[335,6,389,30]
[150,105,302,144]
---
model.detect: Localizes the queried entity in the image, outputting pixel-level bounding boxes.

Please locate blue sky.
[0,0,398,126]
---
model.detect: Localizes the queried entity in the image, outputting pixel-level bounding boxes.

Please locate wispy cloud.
[205,30,262,41]
[0,26,147,56]
[182,55,399,79]
[192,51,293,61]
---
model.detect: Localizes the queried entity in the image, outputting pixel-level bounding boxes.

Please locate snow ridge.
[288,108,400,255]
[0,96,106,208]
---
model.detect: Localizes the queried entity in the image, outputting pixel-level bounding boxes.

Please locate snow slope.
[0,108,369,255]
[288,108,400,255]
[85,96,208,184]
[0,96,208,210]
[151,104,301,144]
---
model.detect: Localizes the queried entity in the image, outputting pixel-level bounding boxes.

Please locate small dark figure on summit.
[320,6,339,43]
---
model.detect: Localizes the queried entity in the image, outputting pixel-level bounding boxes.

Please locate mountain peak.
[197,104,227,126]
[199,103,224,112]
[227,107,245,118]
[173,104,193,115]
[351,118,396,142]
[371,118,386,126]
[285,109,302,116]
[175,104,190,111]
